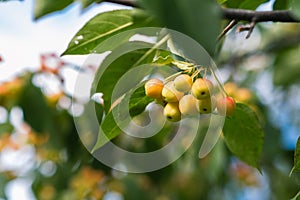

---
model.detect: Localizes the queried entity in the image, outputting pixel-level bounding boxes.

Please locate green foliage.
[139,0,221,55]
[62,9,159,55]
[129,85,152,117]
[293,136,300,172]
[291,0,300,20]
[0,123,14,135]
[273,46,300,86]
[18,74,53,133]
[273,0,289,10]
[221,0,269,10]
[34,0,74,19]
[92,83,152,151]
[4,0,300,199]
[222,103,264,169]
[91,42,156,114]
[80,0,102,9]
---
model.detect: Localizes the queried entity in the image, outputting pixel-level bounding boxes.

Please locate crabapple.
[197,96,216,114]
[162,81,184,102]
[179,94,198,116]
[216,97,236,116]
[144,78,164,99]
[174,74,193,93]
[164,102,181,122]
[235,88,253,103]
[191,78,214,100]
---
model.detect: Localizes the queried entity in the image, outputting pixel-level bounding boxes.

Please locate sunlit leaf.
[222,103,264,169]
[62,9,158,55]
[80,0,102,9]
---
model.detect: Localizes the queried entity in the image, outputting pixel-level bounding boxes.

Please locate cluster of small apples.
[224,82,253,104]
[144,74,236,122]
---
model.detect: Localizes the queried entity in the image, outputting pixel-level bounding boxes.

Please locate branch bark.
[103,0,300,23]
[221,8,300,23]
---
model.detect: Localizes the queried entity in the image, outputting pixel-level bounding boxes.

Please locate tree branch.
[221,8,300,23]
[103,0,300,23]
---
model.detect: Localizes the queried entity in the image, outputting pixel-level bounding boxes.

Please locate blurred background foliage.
[1,0,300,200]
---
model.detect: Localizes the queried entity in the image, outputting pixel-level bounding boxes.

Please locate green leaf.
[0,123,14,135]
[238,0,268,10]
[18,75,53,133]
[92,84,152,151]
[139,0,221,55]
[291,0,300,20]
[224,0,268,10]
[292,136,300,172]
[291,190,300,200]
[34,0,74,20]
[129,85,152,117]
[273,0,289,10]
[217,0,228,4]
[91,41,156,113]
[273,46,300,86]
[62,9,158,55]
[222,103,264,169]
[80,0,102,9]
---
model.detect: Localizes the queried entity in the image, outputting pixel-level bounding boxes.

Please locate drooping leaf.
[62,9,159,55]
[91,41,157,113]
[34,0,74,20]
[139,0,221,55]
[222,103,264,169]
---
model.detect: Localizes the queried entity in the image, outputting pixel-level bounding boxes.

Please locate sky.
[0,0,129,82]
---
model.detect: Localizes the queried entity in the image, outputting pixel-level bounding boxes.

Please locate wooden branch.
[221,8,300,23]
[103,0,300,23]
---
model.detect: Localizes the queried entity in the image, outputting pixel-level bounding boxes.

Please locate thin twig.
[237,21,256,39]
[217,20,238,41]
[246,21,256,39]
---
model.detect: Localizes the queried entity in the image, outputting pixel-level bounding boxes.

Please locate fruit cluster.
[144,74,236,122]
